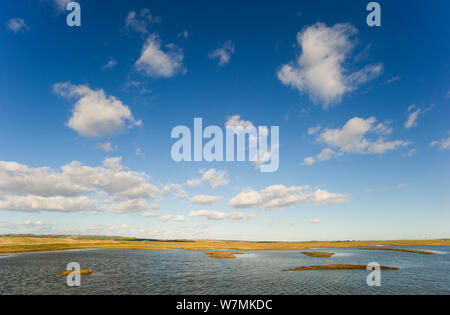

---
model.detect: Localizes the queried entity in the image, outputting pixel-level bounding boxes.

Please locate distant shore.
[0,235,449,255]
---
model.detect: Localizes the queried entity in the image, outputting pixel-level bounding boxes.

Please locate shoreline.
[1,236,449,255]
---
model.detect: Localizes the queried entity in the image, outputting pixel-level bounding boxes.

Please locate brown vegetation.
[205,251,244,259]
[59,269,94,275]
[360,248,436,255]
[0,235,448,254]
[286,264,399,271]
[302,252,335,257]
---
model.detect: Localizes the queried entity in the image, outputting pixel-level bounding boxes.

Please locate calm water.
[0,246,449,295]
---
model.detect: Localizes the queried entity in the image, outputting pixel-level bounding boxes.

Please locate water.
[0,247,449,295]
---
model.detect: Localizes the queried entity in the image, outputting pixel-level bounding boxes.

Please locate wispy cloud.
[208,41,235,66]
[6,18,29,33]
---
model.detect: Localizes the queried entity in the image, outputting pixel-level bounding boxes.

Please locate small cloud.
[96,142,117,152]
[177,30,189,39]
[430,136,450,151]
[208,41,235,66]
[396,184,408,191]
[135,33,185,79]
[136,148,146,158]
[6,18,29,33]
[102,58,117,70]
[160,214,189,223]
[123,8,162,35]
[385,75,401,84]
[308,218,322,224]
[404,104,434,129]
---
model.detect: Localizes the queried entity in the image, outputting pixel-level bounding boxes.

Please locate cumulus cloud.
[135,34,185,78]
[6,18,29,33]
[200,169,229,188]
[123,9,162,34]
[190,195,223,205]
[0,157,160,213]
[189,210,254,221]
[208,41,235,66]
[186,169,229,189]
[229,185,349,210]
[308,218,322,224]
[225,115,254,133]
[53,82,142,138]
[303,117,410,165]
[277,23,383,107]
[404,104,434,129]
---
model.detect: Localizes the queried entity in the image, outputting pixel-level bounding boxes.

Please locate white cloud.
[186,169,229,189]
[307,126,322,136]
[229,185,349,210]
[0,195,96,213]
[404,104,434,129]
[430,136,450,151]
[225,115,254,133]
[101,58,117,70]
[200,169,229,188]
[135,34,185,78]
[96,142,117,152]
[186,179,202,187]
[277,23,383,107]
[161,183,191,201]
[189,210,254,221]
[304,117,410,165]
[190,195,223,205]
[396,184,408,191]
[53,82,142,138]
[0,157,160,213]
[123,9,162,34]
[308,218,322,224]
[6,18,29,33]
[209,41,235,66]
[160,214,189,223]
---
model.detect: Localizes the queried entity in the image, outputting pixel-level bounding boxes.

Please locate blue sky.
[0,0,448,241]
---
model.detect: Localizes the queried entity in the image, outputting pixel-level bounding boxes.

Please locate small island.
[60,269,94,275]
[360,248,436,255]
[302,252,335,258]
[286,264,399,271]
[205,251,244,259]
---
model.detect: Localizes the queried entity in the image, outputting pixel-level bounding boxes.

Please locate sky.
[0,0,448,241]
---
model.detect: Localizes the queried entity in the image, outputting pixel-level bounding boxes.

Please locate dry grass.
[205,251,244,259]
[302,252,335,258]
[0,236,448,254]
[360,248,436,255]
[286,264,400,271]
[60,269,94,275]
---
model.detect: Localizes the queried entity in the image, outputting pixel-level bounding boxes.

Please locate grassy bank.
[0,235,449,254]
[302,252,335,257]
[360,248,436,255]
[286,264,400,271]
[205,251,244,259]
